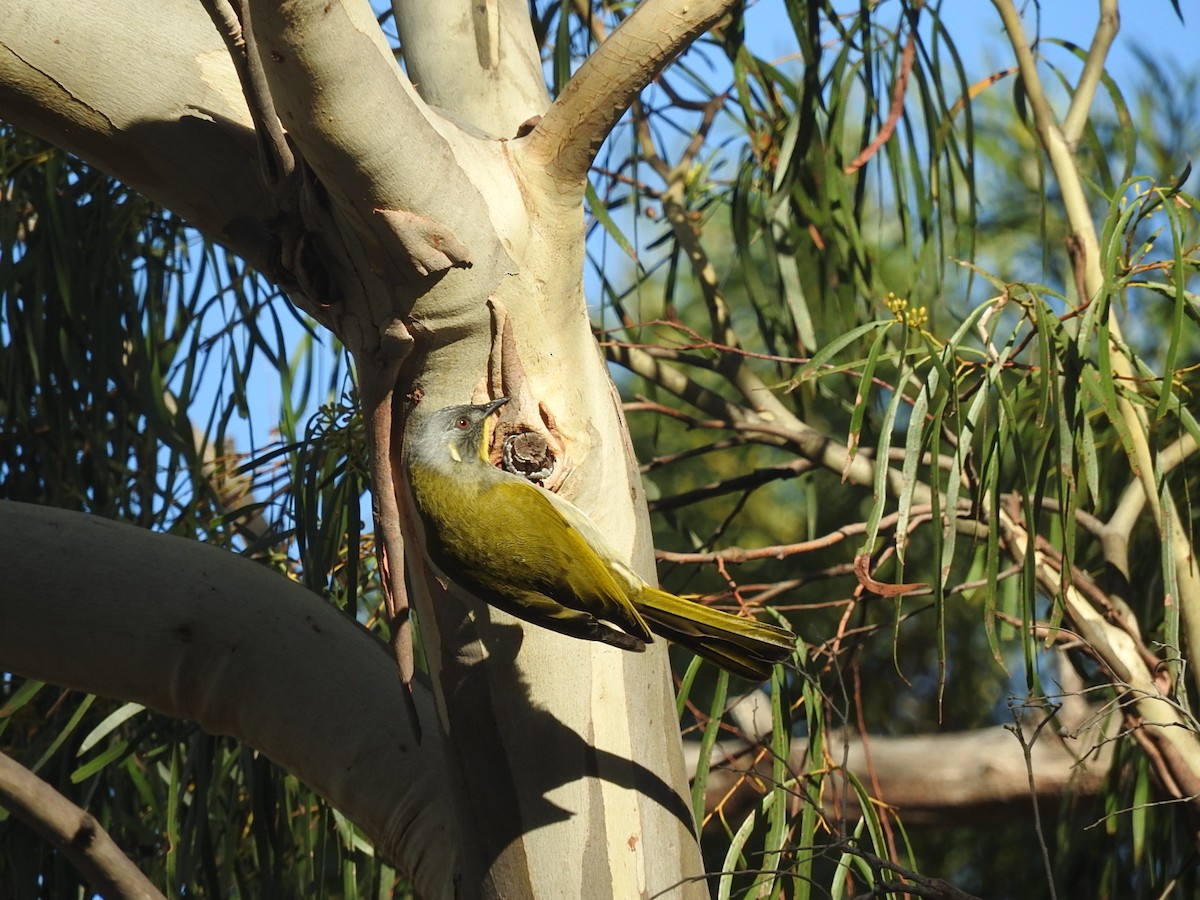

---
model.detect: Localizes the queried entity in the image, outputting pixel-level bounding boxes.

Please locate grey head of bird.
[406,396,510,471]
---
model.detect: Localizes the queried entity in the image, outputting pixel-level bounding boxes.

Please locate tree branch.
[630,96,787,419]
[0,0,275,271]
[522,0,735,194]
[1060,0,1119,145]
[0,751,166,900]
[248,0,482,279]
[699,718,1114,831]
[999,502,1200,824]
[394,0,549,137]
[994,0,1200,700]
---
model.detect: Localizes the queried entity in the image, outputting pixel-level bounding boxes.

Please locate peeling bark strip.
[210,0,433,743]
[200,0,296,187]
[365,385,421,737]
[357,321,422,740]
[853,554,927,597]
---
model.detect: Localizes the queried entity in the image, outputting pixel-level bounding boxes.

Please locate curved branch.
[522,0,735,194]
[0,503,455,897]
[0,751,166,900]
[0,0,275,271]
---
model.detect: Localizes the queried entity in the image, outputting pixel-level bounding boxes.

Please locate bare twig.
[657,507,934,566]
[838,842,983,900]
[1060,0,1120,145]
[1007,706,1062,900]
[844,22,917,174]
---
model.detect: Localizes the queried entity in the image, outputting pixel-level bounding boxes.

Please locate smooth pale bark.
[0,502,455,896]
[240,1,706,893]
[392,0,548,138]
[699,723,1114,829]
[0,0,715,895]
[0,0,274,271]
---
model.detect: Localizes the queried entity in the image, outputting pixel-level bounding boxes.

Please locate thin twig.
[650,459,815,511]
[1007,707,1063,900]
[656,507,933,565]
[1060,0,1120,145]
[844,24,917,174]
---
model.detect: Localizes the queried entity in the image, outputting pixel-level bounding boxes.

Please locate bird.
[402,396,796,680]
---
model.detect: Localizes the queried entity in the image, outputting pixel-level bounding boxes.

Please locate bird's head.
[406,396,509,468]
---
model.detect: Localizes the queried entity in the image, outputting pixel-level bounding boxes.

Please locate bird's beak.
[478,397,509,463]
[482,396,510,417]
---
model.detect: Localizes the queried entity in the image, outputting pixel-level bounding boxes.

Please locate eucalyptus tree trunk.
[0,0,729,895]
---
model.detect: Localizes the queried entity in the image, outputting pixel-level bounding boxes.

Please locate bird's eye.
[454,416,470,430]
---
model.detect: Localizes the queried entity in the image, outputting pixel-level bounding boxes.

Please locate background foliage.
[3,1,1199,898]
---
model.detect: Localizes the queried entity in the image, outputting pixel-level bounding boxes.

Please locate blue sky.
[943,2,1196,73]
[744,3,1198,79]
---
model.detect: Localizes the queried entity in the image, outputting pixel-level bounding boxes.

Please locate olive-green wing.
[455,480,654,645]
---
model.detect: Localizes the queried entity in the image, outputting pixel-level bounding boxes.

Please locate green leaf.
[78,701,145,753]
[689,666,728,829]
